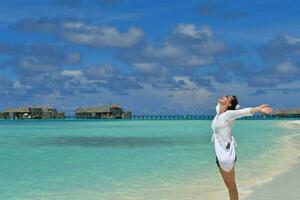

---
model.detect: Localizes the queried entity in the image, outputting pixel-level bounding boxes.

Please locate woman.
[211,95,272,200]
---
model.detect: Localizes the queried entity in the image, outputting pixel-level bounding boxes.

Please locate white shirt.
[211,103,253,149]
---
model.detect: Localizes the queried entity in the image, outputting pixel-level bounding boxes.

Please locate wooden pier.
[131,114,300,120]
[132,115,214,120]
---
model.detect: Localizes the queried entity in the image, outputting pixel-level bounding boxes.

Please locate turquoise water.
[0,120,298,200]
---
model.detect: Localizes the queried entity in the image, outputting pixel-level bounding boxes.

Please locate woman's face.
[218,95,232,107]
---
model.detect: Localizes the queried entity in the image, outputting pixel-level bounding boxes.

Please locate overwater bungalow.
[273,108,300,118]
[0,106,65,119]
[75,104,131,119]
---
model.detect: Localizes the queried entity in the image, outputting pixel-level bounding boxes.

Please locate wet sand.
[246,120,300,200]
[245,159,300,200]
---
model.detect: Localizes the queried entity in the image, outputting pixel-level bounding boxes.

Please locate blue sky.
[1,0,300,115]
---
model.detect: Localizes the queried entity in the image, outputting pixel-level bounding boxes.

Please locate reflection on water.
[25,136,203,148]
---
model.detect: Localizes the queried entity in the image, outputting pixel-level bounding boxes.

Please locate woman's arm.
[226,104,273,120]
[226,108,253,120]
[250,104,273,115]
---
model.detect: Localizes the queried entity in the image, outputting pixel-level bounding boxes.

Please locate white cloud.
[61,70,83,77]
[275,62,299,74]
[144,44,182,59]
[61,22,144,47]
[17,18,144,48]
[168,88,210,108]
[284,34,300,45]
[174,76,198,90]
[84,64,117,79]
[170,76,211,107]
[13,80,31,90]
[174,23,213,38]
[133,62,156,72]
[17,56,58,72]
[259,34,300,59]
[65,52,82,64]
[61,70,99,87]
[133,62,169,75]
[121,23,227,69]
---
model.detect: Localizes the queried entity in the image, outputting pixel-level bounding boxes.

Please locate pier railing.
[131,115,214,120]
[1,115,299,120]
[130,115,300,120]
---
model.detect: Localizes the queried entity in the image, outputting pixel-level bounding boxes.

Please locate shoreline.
[245,157,300,200]
[245,120,300,200]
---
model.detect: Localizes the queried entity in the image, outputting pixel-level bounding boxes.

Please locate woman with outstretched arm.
[211,95,272,200]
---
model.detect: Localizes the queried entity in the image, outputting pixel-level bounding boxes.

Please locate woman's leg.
[219,167,238,200]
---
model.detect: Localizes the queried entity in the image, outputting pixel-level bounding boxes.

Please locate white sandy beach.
[246,120,300,200]
[246,158,300,200]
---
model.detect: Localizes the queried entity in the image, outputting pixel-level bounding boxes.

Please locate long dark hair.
[227,95,238,110]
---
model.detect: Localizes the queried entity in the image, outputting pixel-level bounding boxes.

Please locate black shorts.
[216,155,237,168]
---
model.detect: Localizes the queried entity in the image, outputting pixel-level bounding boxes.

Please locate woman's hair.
[227,95,238,110]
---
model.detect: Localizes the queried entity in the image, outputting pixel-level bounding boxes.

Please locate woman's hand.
[258,104,273,114]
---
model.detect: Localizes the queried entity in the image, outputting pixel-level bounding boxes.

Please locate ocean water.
[0,119,299,200]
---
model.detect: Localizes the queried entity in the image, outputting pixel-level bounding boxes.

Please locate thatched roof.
[273,108,300,115]
[75,105,112,113]
[4,107,30,113]
[41,107,57,113]
[111,104,121,109]
[3,106,59,113]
